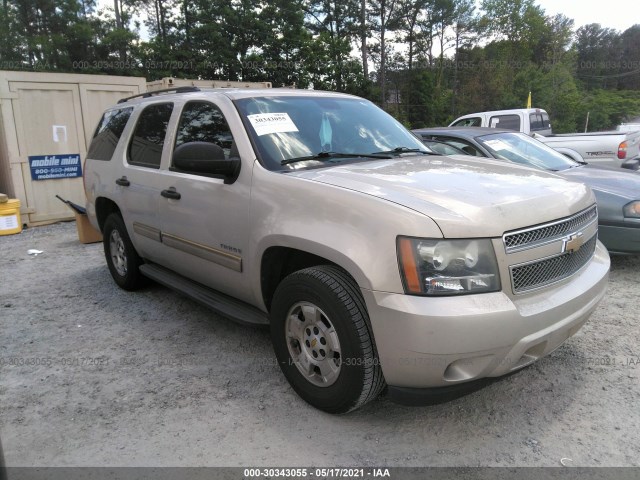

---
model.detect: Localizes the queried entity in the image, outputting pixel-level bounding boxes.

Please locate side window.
[489,115,521,131]
[451,117,482,127]
[421,139,465,156]
[434,137,485,157]
[87,107,133,161]
[529,113,543,131]
[127,103,174,169]
[174,101,236,162]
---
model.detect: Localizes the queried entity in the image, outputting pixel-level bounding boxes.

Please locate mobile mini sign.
[29,154,83,181]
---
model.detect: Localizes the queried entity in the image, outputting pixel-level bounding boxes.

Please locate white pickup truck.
[450,108,640,170]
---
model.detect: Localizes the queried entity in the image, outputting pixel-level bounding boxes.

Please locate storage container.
[0,71,147,225]
[147,77,272,91]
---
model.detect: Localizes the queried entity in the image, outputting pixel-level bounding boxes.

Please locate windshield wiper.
[373,147,437,156]
[281,151,393,166]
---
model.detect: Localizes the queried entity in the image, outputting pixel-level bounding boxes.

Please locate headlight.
[623,201,640,218]
[397,237,501,296]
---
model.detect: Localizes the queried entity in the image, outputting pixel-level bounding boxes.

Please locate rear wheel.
[270,265,385,413]
[103,213,146,290]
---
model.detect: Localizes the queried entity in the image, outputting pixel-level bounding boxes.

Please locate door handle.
[115,176,130,187]
[161,188,181,200]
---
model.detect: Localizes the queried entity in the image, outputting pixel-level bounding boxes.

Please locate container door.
[79,84,143,148]
[9,82,86,223]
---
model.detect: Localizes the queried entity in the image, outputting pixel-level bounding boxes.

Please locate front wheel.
[270,265,385,413]
[103,213,146,291]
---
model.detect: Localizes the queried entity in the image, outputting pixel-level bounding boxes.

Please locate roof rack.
[117,86,201,104]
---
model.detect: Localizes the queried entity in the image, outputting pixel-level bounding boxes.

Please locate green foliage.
[576,90,640,132]
[0,0,639,131]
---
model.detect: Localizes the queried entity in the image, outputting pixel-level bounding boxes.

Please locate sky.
[533,0,637,32]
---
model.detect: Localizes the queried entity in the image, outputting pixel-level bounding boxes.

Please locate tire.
[270,265,385,413]
[103,213,146,291]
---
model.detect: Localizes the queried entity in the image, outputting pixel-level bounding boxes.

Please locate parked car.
[414,127,640,254]
[84,87,609,413]
[450,108,640,170]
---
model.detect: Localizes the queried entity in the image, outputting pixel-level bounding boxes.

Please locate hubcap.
[109,229,128,277]
[285,302,341,387]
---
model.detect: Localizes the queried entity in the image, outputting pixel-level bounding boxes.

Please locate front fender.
[552,147,585,164]
[247,162,443,307]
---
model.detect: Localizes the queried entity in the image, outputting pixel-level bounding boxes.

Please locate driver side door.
[156,99,254,304]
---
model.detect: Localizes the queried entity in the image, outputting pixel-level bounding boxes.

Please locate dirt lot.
[1,221,639,467]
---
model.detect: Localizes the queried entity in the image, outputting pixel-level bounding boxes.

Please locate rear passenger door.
[118,102,174,264]
[157,100,253,303]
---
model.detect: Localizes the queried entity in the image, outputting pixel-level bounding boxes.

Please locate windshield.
[476,132,580,171]
[235,95,432,170]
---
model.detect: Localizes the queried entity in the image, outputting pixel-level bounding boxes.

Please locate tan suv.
[84,87,610,413]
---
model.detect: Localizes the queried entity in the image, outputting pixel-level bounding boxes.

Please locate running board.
[139,263,269,326]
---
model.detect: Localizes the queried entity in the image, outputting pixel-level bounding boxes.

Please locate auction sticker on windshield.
[248,113,299,136]
[483,139,511,151]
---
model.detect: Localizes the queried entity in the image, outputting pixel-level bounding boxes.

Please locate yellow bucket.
[0,197,22,236]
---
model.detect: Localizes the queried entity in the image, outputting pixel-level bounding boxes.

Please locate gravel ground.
[1,221,639,467]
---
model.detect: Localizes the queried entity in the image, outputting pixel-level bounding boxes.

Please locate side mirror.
[173,142,240,184]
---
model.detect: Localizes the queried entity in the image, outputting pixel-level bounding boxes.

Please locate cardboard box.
[75,212,102,244]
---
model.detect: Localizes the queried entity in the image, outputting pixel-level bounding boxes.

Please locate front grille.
[510,234,597,293]
[504,205,597,252]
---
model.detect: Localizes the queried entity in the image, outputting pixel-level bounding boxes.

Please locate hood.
[561,164,640,200]
[288,155,594,238]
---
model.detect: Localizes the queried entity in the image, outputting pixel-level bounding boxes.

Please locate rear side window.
[87,107,133,161]
[128,103,174,169]
[489,114,520,131]
[529,113,543,131]
[541,113,551,129]
[434,136,485,156]
[529,113,551,132]
[451,117,482,127]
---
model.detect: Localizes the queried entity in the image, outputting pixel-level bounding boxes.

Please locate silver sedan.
[414,127,640,254]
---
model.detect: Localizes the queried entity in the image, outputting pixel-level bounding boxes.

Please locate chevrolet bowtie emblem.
[562,232,584,254]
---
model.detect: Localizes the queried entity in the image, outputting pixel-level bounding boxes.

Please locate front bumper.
[598,221,640,254]
[362,240,610,389]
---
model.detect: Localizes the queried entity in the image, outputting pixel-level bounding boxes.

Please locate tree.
[575,23,622,89]
[450,0,477,115]
[0,1,24,66]
[392,0,431,73]
[369,0,399,107]
[481,0,545,45]
[259,0,311,86]
[619,25,640,90]
[304,0,360,90]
